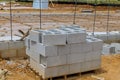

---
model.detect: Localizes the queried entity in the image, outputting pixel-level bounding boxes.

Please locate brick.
[67,53,85,64]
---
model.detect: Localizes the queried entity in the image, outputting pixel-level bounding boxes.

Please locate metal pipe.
[39,0,42,29]
[10,0,13,41]
[92,0,97,36]
[73,0,77,24]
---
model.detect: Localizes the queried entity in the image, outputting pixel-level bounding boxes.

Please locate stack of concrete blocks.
[25,25,103,79]
[0,41,26,58]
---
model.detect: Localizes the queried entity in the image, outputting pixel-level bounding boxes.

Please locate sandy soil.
[0,4,120,37]
[0,54,120,80]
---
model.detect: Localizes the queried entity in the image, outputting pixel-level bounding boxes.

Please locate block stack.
[25,25,103,79]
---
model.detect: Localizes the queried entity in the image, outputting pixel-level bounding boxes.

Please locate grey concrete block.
[82,40,93,53]
[69,62,83,74]
[57,45,70,55]
[85,51,101,61]
[83,59,101,72]
[29,30,41,43]
[41,31,66,45]
[38,64,58,79]
[67,53,85,64]
[70,43,83,54]
[0,41,8,50]
[57,65,69,76]
[40,55,67,67]
[87,37,103,51]
[26,49,40,63]
[35,43,58,57]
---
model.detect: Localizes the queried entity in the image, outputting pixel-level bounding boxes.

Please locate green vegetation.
[53,0,120,5]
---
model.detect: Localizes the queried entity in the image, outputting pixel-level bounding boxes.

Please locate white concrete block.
[83,59,101,72]
[29,30,41,43]
[86,37,103,51]
[67,53,85,64]
[41,31,66,45]
[38,64,58,79]
[102,45,111,54]
[57,45,70,55]
[26,49,40,63]
[82,40,93,53]
[58,28,86,44]
[57,65,69,76]
[30,58,39,72]
[69,62,83,74]
[35,43,58,57]
[85,51,101,61]
[40,55,67,67]
[25,37,30,49]
[70,43,83,54]
[0,41,8,50]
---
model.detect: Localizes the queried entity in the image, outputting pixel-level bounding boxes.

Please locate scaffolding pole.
[73,0,77,24]
[39,0,42,29]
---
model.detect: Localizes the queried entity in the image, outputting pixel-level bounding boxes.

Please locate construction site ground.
[0,54,120,80]
[0,3,120,80]
[0,3,120,37]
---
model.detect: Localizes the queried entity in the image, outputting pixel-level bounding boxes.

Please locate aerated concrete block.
[40,55,67,67]
[0,41,8,50]
[70,43,83,54]
[25,37,30,49]
[67,53,85,64]
[35,43,57,57]
[57,45,70,55]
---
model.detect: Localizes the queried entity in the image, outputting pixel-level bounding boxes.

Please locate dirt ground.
[0,54,120,80]
[0,3,120,37]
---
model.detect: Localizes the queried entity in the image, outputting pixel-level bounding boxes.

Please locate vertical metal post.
[107,0,110,40]
[10,0,13,41]
[73,0,77,24]
[92,0,97,36]
[39,0,42,29]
